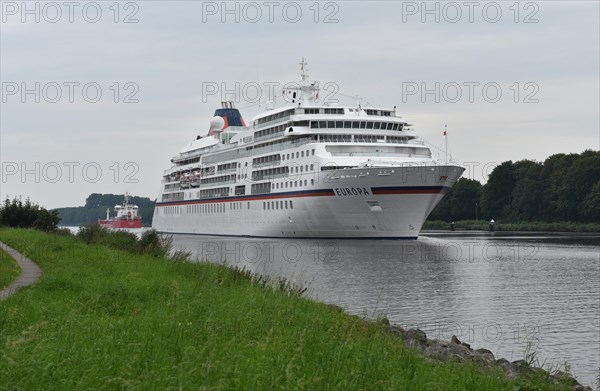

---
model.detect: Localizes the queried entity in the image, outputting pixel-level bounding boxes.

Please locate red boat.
[98,193,142,229]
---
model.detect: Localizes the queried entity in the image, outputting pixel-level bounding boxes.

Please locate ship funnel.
[212,101,246,131]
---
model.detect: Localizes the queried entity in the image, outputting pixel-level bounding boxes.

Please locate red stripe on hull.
[99,219,142,229]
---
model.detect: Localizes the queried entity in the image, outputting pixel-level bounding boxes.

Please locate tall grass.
[0,228,576,390]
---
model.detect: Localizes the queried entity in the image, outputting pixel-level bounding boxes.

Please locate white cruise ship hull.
[152,164,464,239]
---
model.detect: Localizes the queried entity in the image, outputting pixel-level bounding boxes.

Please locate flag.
[443,131,447,136]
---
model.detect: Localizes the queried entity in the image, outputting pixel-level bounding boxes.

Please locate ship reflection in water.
[170,232,600,388]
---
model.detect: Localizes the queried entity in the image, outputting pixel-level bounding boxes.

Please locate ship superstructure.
[99,193,142,229]
[152,61,464,238]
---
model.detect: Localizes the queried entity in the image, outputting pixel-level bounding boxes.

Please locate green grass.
[0,228,575,390]
[423,220,600,232]
[0,247,21,290]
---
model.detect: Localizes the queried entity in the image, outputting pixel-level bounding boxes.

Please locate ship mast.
[283,58,319,105]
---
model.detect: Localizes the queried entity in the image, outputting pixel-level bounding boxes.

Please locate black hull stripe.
[156,186,450,207]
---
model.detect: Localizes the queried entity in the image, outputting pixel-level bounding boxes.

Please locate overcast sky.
[1,1,599,208]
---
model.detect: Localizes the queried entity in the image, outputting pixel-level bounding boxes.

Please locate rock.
[474,348,495,361]
[403,328,428,349]
[451,335,461,344]
[387,325,405,337]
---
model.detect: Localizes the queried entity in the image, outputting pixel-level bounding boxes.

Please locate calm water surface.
[169,232,600,387]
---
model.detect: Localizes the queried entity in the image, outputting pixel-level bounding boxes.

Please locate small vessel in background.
[98,193,142,229]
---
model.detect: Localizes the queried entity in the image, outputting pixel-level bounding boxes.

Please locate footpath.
[0,242,43,300]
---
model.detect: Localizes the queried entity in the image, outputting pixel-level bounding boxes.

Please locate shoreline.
[383,322,592,391]
[421,230,600,238]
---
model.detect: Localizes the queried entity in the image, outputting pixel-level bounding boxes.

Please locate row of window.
[186,203,226,214]
[163,206,181,215]
[251,182,271,195]
[254,124,286,140]
[281,148,316,161]
[263,200,294,210]
[198,187,230,199]
[310,120,402,131]
[200,174,236,186]
[304,107,393,116]
[164,199,297,216]
[175,157,200,167]
[364,109,392,116]
[252,166,289,181]
[217,162,236,172]
[162,192,184,202]
[272,179,312,190]
[256,109,295,125]
[253,153,281,166]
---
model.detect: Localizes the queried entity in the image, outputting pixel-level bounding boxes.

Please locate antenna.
[300,57,309,85]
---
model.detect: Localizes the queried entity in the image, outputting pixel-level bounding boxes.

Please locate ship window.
[300,166,303,172]
[263,202,266,210]
[247,202,250,209]
[296,152,299,158]
[393,123,399,130]
[319,121,326,128]
[386,123,393,130]
[360,121,366,129]
[335,121,343,128]
[285,200,288,209]
[328,121,335,128]
[344,121,351,128]
[367,122,373,129]
[311,179,314,185]
[312,149,315,155]
[290,200,293,209]
[280,201,283,209]
[294,181,297,187]
[301,151,304,157]
[304,180,307,186]
[311,121,318,129]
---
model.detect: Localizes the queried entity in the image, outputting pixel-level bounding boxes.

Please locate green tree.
[480,161,515,220]
[580,181,600,222]
[428,178,483,221]
[0,197,60,231]
[510,160,543,221]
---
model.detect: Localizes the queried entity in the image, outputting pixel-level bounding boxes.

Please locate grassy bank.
[0,228,576,390]
[0,247,21,290]
[423,220,600,233]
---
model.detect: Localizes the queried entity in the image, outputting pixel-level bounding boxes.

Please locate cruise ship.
[152,62,465,239]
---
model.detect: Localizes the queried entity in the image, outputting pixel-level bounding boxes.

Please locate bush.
[76,224,108,244]
[138,229,172,257]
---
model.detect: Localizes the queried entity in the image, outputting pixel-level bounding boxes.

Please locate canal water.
[171,232,600,388]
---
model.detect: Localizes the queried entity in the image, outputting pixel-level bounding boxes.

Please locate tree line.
[0,197,60,231]
[53,193,155,226]
[428,150,600,223]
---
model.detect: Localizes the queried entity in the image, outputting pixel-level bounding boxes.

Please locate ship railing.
[217,168,237,174]
[196,179,237,188]
[329,152,430,158]
[254,131,286,143]
[253,161,281,169]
